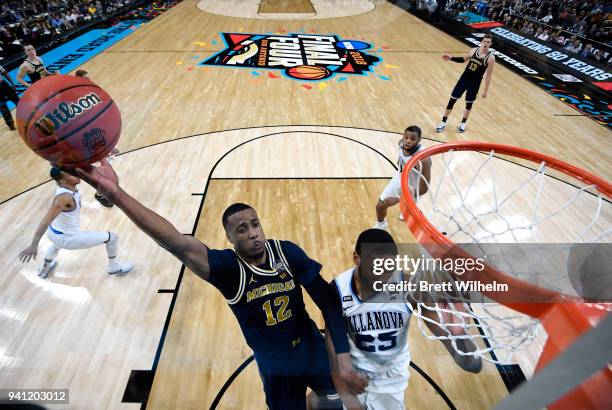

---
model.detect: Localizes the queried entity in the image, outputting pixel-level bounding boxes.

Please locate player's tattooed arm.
[75,160,212,279]
[324,329,366,410]
[18,194,71,262]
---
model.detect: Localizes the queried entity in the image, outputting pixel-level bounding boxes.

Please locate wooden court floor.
[1,0,610,408]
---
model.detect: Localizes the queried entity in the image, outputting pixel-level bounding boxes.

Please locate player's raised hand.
[75,159,120,199]
[442,54,451,61]
[18,244,38,262]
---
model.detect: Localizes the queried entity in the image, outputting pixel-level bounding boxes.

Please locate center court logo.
[201,33,381,81]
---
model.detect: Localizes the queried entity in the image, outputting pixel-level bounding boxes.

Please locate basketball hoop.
[399,141,611,409]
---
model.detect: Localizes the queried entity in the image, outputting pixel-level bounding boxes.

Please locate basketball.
[285,65,331,80]
[16,74,121,168]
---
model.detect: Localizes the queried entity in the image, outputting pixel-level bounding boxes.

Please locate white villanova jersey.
[397,144,424,189]
[334,268,411,376]
[50,187,81,235]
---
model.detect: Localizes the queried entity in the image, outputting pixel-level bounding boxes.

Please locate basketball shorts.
[47,227,111,250]
[451,78,481,102]
[379,173,402,201]
[352,365,410,410]
[379,172,422,202]
[254,329,341,410]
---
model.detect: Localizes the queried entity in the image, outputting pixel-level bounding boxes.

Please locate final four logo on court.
[201,33,381,81]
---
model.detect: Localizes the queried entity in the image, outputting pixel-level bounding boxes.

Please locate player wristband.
[450,57,464,63]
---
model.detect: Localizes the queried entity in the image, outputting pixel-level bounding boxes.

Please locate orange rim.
[399,141,612,409]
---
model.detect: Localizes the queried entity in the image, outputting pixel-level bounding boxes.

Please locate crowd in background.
[448,0,611,65]
[0,1,134,60]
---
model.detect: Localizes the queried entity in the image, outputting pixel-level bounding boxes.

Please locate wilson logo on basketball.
[34,93,104,136]
[201,33,381,81]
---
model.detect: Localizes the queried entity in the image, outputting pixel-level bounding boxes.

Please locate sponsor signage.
[487,27,611,83]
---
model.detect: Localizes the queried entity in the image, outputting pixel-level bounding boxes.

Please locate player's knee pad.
[466,101,473,110]
[446,98,457,110]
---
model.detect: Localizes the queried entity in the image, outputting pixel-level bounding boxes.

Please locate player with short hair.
[73,160,368,409]
[374,126,431,231]
[436,35,496,133]
[18,167,133,278]
[17,44,55,88]
[327,229,482,410]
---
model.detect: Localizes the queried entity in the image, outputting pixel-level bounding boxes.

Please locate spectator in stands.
[564,34,578,48]
[565,39,583,54]
[540,9,554,24]
[0,0,145,61]
[591,49,603,63]
[537,28,550,41]
[580,43,593,58]
[534,26,543,38]
[553,28,565,45]
[522,22,535,35]
[557,8,570,28]
[50,14,63,33]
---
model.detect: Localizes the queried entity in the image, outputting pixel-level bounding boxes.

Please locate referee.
[0,62,19,131]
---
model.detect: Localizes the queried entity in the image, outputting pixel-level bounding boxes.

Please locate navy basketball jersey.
[460,47,492,84]
[207,239,321,354]
[25,59,46,83]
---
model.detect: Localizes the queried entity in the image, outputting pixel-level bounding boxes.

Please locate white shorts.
[47,228,111,250]
[349,366,410,410]
[379,173,402,201]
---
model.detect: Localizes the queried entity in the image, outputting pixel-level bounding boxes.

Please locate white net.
[403,147,612,365]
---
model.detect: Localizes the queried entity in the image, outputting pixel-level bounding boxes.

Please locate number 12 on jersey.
[262,295,292,326]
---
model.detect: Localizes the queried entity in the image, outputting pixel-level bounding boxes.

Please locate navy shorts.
[254,327,341,410]
[451,78,480,102]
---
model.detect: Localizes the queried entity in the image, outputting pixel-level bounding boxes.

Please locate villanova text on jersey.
[347,310,405,334]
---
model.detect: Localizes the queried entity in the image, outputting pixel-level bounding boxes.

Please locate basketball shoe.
[38,260,58,279]
[373,220,389,230]
[108,261,134,275]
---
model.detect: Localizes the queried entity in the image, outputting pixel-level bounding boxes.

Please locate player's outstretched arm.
[18,195,70,262]
[420,303,482,373]
[442,49,472,63]
[75,160,211,279]
[324,329,365,410]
